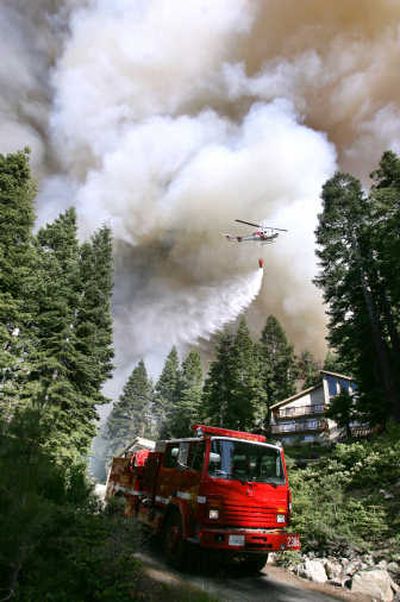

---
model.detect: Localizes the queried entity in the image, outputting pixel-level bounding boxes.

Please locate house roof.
[320,369,354,381]
[269,370,355,411]
[269,383,322,410]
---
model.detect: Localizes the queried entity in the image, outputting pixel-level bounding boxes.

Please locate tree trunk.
[359,264,400,422]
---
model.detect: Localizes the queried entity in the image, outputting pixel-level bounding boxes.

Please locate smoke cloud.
[2,0,400,390]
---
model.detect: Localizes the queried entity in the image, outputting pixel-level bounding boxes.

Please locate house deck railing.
[276,404,325,419]
[270,419,327,434]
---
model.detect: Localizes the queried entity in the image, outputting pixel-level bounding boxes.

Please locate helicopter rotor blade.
[235,219,288,232]
[263,226,288,232]
[235,219,262,228]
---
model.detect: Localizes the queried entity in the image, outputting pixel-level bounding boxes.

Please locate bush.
[0,410,142,601]
[19,511,142,602]
[287,427,400,555]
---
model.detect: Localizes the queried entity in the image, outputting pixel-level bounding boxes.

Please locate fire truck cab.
[106,425,300,571]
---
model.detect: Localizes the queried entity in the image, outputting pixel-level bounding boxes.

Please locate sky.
[2,0,400,394]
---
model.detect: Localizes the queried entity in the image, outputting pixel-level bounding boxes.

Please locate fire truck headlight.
[209,509,219,519]
[276,514,286,523]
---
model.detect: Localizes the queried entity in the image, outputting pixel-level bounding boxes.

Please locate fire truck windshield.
[208,438,285,485]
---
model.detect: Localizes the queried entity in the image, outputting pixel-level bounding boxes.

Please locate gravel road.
[137,552,371,602]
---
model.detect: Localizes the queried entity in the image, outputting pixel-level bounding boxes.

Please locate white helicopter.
[223,219,288,244]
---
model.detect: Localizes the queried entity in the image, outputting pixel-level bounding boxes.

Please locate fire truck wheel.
[241,553,268,574]
[163,511,188,571]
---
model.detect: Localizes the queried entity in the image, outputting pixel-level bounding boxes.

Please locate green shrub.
[288,427,400,555]
[0,410,142,601]
[18,511,142,602]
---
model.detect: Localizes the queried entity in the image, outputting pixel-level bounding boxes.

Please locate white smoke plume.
[116,267,264,377]
[2,0,400,391]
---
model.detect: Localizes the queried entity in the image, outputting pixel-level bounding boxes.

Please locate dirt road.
[138,552,371,602]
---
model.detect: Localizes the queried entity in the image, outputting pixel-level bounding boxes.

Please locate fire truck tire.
[241,553,268,574]
[163,510,188,571]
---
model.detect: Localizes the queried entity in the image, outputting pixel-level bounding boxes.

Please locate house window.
[327,376,338,397]
[279,422,296,433]
[338,379,350,394]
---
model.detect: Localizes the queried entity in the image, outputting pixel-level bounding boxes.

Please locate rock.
[363,554,375,567]
[345,559,364,577]
[387,562,400,576]
[324,558,343,582]
[266,553,277,565]
[299,559,328,584]
[351,569,395,602]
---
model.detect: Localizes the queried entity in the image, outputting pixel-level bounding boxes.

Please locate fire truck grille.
[222,503,276,528]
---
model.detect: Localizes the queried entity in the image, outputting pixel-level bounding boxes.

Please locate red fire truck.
[106,425,300,571]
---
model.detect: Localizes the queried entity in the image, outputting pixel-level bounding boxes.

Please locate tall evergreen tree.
[0,150,35,331]
[315,168,400,424]
[259,315,297,406]
[297,350,321,389]
[323,349,348,374]
[27,208,89,461]
[165,350,203,438]
[24,210,116,462]
[228,318,267,430]
[154,346,181,438]
[203,319,267,431]
[105,359,153,458]
[202,330,235,427]
[0,149,116,473]
[75,227,114,404]
[0,150,36,420]
[369,151,400,390]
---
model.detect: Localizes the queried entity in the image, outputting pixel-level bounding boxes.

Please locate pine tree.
[229,318,268,430]
[323,349,349,374]
[315,169,400,424]
[23,210,116,462]
[203,319,267,431]
[259,315,298,406]
[154,347,181,438]
[297,350,321,389]
[0,150,37,421]
[21,208,101,463]
[105,360,153,458]
[166,350,203,438]
[325,391,357,440]
[0,150,36,331]
[0,152,115,463]
[202,330,235,427]
[369,151,400,397]
[75,227,114,404]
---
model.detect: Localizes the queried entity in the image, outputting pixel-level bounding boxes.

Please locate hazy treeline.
[103,316,328,468]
